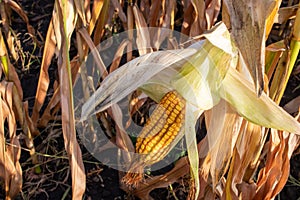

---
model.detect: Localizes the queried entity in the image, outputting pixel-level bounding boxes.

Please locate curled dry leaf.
[224,121,265,199]
[6,0,36,36]
[255,127,300,199]
[189,0,207,36]
[204,0,221,28]
[110,39,130,73]
[0,31,23,100]
[0,81,22,199]
[265,40,286,81]
[181,0,221,37]
[74,0,87,26]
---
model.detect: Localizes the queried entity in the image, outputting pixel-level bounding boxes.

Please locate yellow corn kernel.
[122,90,186,189]
[135,90,185,164]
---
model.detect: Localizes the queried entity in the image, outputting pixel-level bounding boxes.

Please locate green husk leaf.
[185,103,203,199]
[220,67,300,134]
[171,23,238,110]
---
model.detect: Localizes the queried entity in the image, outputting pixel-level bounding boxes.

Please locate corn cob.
[122,90,186,189]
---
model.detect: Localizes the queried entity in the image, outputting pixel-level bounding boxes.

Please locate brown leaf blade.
[133,5,153,55]
[223,0,275,95]
[0,81,22,199]
[255,129,299,199]
[31,18,56,127]
[204,99,242,188]
[54,0,86,198]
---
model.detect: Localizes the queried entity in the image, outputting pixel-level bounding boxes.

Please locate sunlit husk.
[220,67,300,134]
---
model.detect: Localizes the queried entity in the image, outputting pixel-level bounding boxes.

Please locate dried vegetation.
[0,0,300,199]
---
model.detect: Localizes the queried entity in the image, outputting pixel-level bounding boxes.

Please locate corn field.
[0,0,300,199]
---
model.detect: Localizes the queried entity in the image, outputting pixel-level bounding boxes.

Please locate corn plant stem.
[277,39,300,102]
[169,184,179,200]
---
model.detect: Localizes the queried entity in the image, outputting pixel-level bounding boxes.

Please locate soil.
[0,0,299,200]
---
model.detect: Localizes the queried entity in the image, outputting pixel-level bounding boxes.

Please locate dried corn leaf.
[78,27,108,79]
[0,81,22,199]
[220,67,300,134]
[111,0,127,23]
[127,5,133,61]
[93,0,110,45]
[189,0,206,36]
[223,0,275,95]
[284,96,300,114]
[110,39,129,73]
[181,2,194,37]
[110,104,135,153]
[6,0,35,36]
[204,99,242,188]
[31,19,56,126]
[265,0,282,37]
[148,0,161,27]
[275,5,298,24]
[205,0,221,28]
[88,0,104,34]
[39,59,80,127]
[181,0,221,37]
[74,0,86,26]
[0,31,23,100]
[11,84,37,165]
[54,0,86,198]
[162,0,176,29]
[2,0,38,63]
[140,0,150,21]
[265,40,286,80]
[224,121,264,199]
[255,127,300,199]
[133,5,153,55]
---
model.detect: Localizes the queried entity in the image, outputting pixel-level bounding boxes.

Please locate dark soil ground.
[0,0,300,199]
